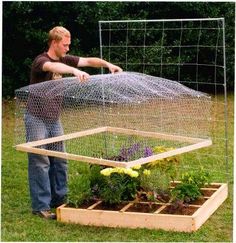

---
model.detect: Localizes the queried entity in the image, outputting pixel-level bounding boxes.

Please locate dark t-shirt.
[27,52,80,120]
[30,52,80,84]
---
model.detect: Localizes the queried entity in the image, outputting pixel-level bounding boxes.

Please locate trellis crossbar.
[16,126,212,168]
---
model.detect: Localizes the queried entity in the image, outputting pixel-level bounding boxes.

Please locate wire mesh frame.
[98,18,228,180]
[16,126,212,168]
[15,70,213,169]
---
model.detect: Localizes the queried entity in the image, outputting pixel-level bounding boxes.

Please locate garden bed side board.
[56,183,228,232]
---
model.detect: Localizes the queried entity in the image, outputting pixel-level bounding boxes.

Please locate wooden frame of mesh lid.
[16,126,212,168]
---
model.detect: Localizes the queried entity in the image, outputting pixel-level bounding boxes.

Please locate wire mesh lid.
[15,71,210,104]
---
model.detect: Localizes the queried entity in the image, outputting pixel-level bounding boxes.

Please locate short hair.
[48,26,71,46]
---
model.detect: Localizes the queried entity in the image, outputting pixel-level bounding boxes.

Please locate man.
[27,26,122,219]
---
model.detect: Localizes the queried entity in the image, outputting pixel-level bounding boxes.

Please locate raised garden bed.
[56,182,228,232]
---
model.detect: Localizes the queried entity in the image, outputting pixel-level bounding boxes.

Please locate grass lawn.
[1,93,234,242]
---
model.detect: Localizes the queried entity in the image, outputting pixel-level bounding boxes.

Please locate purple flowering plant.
[117,143,153,162]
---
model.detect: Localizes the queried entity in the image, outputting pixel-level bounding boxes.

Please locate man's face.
[53,36,71,58]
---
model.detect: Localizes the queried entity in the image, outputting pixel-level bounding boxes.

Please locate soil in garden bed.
[67,199,99,209]
[202,184,221,189]
[189,197,208,205]
[201,189,216,197]
[169,182,181,187]
[137,189,170,203]
[126,203,162,213]
[160,205,198,215]
[93,201,129,211]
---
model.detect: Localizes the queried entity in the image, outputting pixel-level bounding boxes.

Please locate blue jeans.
[25,112,67,211]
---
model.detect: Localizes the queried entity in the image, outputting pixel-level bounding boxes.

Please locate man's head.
[48,26,71,58]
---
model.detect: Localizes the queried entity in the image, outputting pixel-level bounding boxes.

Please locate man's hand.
[43,61,90,82]
[78,57,123,74]
[73,69,90,82]
[106,63,123,73]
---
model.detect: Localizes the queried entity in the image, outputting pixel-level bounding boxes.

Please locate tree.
[2,2,234,97]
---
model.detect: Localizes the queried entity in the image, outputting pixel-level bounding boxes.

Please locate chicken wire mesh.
[15,71,212,168]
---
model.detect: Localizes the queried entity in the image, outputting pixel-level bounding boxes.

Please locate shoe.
[32,210,57,220]
[50,199,66,208]
[50,201,66,208]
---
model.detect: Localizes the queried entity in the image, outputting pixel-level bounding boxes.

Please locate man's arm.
[43,61,90,81]
[78,57,123,73]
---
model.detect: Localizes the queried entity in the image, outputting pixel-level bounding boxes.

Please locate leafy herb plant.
[171,183,201,203]
[181,168,211,188]
[170,168,211,204]
[67,173,92,208]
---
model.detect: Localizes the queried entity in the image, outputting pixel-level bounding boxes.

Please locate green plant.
[145,146,180,182]
[67,172,92,208]
[171,168,211,204]
[141,146,179,198]
[140,167,171,195]
[89,164,106,198]
[99,167,140,204]
[181,168,211,188]
[171,183,201,203]
[100,174,135,204]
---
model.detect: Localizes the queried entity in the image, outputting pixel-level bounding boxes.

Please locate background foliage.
[2,2,235,97]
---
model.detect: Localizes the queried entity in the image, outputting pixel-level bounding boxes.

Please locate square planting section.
[56,183,228,232]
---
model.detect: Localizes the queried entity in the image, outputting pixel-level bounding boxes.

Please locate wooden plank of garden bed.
[87,201,102,210]
[120,202,133,212]
[192,183,228,231]
[56,183,228,232]
[154,205,167,214]
[56,205,194,232]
